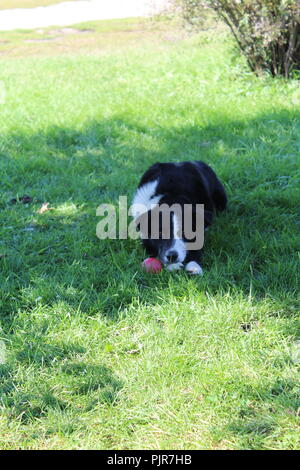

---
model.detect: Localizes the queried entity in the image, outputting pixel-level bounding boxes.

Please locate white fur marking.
[169,239,186,263]
[166,212,186,263]
[131,179,162,219]
[185,261,203,275]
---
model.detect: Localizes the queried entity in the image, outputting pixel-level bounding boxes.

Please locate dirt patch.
[23,27,94,43]
[24,36,60,42]
[59,27,94,34]
[35,27,94,34]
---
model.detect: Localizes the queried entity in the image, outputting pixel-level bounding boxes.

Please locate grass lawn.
[0,0,74,9]
[0,16,300,450]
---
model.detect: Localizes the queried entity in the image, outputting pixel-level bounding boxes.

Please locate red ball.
[141,257,163,274]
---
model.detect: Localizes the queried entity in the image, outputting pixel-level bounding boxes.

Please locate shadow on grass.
[0,110,299,322]
[225,375,300,449]
[0,359,123,424]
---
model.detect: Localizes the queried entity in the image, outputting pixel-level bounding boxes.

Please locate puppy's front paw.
[185,261,203,276]
[166,262,183,272]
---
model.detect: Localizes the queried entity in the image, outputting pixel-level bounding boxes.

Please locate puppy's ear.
[139,163,161,186]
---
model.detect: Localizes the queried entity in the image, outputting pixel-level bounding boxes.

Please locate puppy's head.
[137,206,187,265]
[135,203,212,265]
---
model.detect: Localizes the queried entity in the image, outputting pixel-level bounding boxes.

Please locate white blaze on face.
[164,212,186,264]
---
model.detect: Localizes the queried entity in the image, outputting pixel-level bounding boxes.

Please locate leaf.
[37,202,53,214]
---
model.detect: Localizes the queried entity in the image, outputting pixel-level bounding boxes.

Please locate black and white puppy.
[132,161,227,275]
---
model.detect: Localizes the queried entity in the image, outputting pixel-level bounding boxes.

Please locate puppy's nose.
[166,251,178,263]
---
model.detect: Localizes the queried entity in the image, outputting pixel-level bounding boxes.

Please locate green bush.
[172,0,300,78]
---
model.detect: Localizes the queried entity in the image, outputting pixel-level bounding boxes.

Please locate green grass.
[0,17,300,450]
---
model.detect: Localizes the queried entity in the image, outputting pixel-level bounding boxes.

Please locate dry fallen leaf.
[37,202,53,214]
